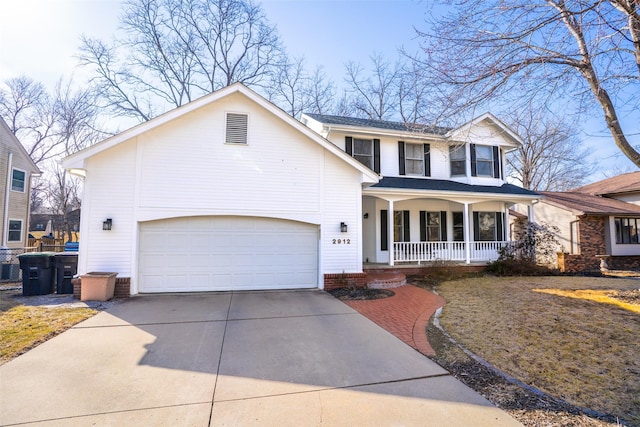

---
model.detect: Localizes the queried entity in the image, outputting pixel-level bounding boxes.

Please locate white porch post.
[464,202,471,264]
[388,199,394,266]
[527,203,535,224]
[504,204,510,242]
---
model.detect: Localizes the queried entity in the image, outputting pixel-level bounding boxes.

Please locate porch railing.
[393,241,511,264]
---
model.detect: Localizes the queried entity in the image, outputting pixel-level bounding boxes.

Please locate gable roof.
[370,176,539,197]
[572,171,640,196]
[0,116,41,174]
[303,113,451,136]
[302,112,522,147]
[541,191,640,216]
[62,84,379,184]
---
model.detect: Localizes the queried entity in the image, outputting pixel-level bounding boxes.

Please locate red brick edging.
[342,285,446,356]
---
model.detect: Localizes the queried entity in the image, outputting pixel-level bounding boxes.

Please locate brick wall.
[323,273,368,290]
[557,215,606,273]
[605,256,640,271]
[72,276,131,299]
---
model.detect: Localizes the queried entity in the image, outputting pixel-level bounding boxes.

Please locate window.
[453,212,464,241]
[345,137,380,172]
[420,211,446,242]
[354,138,373,168]
[450,145,466,176]
[8,220,22,242]
[615,218,640,244]
[11,169,26,192]
[394,210,410,242]
[474,145,493,177]
[405,143,424,175]
[471,144,501,178]
[473,212,505,241]
[225,113,248,144]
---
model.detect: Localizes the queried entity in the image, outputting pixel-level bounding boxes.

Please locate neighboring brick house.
[536,190,640,273]
[1,117,41,249]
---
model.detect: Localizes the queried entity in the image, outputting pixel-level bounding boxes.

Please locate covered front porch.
[362,181,538,266]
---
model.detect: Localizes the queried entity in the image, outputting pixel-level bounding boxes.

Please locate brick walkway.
[343,285,446,356]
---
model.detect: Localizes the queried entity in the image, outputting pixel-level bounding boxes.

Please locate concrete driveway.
[0,290,520,426]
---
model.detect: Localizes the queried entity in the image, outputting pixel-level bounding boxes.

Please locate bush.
[485,258,558,276]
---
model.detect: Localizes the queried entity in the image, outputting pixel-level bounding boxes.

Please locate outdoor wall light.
[103,218,113,231]
[363,213,369,219]
[340,222,348,233]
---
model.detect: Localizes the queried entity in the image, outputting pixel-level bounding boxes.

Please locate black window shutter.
[373,139,381,173]
[345,136,353,155]
[496,212,504,241]
[398,141,406,175]
[420,211,426,242]
[470,144,477,177]
[493,146,500,178]
[403,210,410,242]
[424,144,431,177]
[473,211,479,241]
[440,211,447,241]
[381,210,388,251]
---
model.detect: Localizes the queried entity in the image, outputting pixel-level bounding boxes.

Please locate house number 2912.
[332,238,351,245]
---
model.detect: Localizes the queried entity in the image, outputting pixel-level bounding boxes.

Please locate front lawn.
[0,289,97,365]
[429,276,640,426]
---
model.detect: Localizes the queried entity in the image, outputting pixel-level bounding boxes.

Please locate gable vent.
[226,113,248,144]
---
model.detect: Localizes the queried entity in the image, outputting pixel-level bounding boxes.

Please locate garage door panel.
[139,217,318,292]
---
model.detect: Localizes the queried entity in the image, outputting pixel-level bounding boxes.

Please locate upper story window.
[450,145,466,176]
[471,144,502,178]
[11,169,26,192]
[345,136,380,173]
[8,219,22,242]
[615,217,639,244]
[225,112,248,144]
[399,142,430,177]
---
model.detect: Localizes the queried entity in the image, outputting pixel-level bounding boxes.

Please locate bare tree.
[305,66,336,115]
[78,0,284,122]
[412,0,640,167]
[505,108,594,191]
[44,166,82,242]
[344,53,402,120]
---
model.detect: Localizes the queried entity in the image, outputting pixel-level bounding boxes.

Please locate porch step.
[366,272,407,289]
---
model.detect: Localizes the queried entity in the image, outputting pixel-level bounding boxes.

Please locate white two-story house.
[301,113,540,266]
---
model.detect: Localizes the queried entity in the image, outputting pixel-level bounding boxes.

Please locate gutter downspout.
[3,152,13,246]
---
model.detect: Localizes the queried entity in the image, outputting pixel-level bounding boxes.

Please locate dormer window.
[450,145,466,176]
[471,144,502,178]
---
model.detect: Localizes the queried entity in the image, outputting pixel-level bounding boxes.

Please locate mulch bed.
[327,287,394,300]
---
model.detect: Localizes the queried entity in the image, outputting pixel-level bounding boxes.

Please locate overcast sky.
[0,0,636,182]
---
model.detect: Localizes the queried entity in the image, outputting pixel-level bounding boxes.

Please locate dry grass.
[434,276,640,426]
[0,290,97,365]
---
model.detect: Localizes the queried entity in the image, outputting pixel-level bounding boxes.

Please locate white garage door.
[138,216,319,292]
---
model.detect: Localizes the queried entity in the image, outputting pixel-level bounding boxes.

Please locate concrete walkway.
[343,285,446,356]
[0,290,520,426]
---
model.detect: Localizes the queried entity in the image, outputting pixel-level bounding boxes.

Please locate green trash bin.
[54,253,78,294]
[17,253,56,296]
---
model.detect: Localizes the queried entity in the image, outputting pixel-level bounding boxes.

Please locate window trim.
[7,219,23,242]
[353,138,374,169]
[225,112,249,145]
[11,168,26,193]
[404,142,425,176]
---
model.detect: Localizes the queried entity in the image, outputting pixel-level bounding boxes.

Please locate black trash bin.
[17,253,56,296]
[54,253,78,294]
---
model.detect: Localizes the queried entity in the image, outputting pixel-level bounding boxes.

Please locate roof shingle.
[573,171,640,196]
[541,191,640,215]
[304,113,451,136]
[370,177,539,196]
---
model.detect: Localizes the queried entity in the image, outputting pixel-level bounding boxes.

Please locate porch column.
[464,202,471,264]
[388,199,394,266]
[504,204,510,242]
[527,203,535,224]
